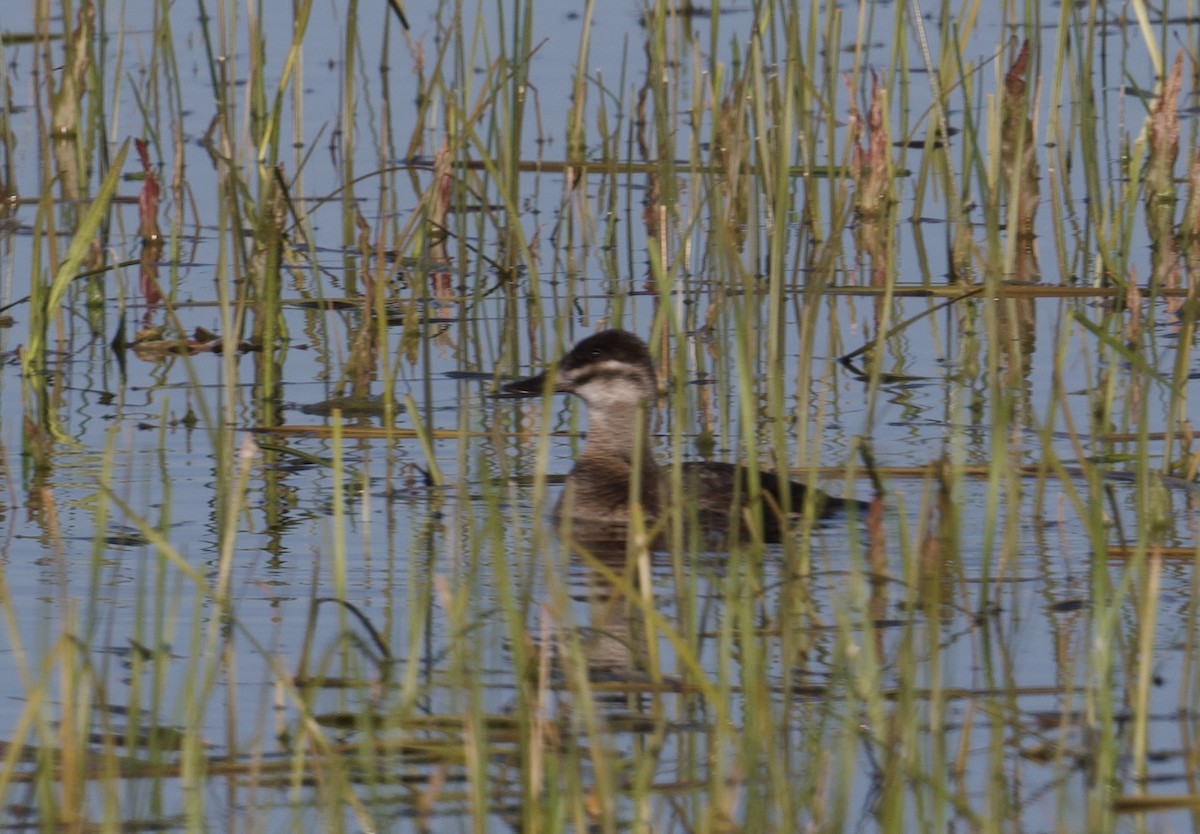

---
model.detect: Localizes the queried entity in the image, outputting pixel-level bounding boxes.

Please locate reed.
[6,0,1200,829]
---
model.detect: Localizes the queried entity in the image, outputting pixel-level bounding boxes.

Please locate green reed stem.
[23,139,129,381]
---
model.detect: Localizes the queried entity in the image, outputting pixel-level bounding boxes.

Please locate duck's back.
[681,461,865,542]
[555,458,858,544]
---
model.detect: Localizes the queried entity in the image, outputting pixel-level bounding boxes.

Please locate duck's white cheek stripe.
[581,381,647,408]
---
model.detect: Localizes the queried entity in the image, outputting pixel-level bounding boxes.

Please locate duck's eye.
[590,348,601,359]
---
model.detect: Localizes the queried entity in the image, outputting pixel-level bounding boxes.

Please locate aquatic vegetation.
[0,0,1198,831]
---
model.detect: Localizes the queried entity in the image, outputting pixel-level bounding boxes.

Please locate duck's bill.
[495,371,550,398]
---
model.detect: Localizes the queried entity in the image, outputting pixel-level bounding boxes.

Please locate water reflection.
[562,527,655,694]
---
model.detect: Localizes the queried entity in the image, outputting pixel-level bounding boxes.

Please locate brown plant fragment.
[848,72,891,218]
[1124,270,1142,344]
[50,2,95,202]
[428,140,454,298]
[1180,149,1200,241]
[130,326,253,357]
[134,139,162,243]
[1146,51,1185,289]
[1000,39,1040,281]
[1180,148,1200,280]
[135,138,164,306]
[714,96,749,248]
[1146,51,1184,205]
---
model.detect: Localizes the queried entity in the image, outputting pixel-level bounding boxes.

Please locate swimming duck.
[502,329,864,542]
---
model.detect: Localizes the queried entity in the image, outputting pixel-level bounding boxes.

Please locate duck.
[501,329,865,543]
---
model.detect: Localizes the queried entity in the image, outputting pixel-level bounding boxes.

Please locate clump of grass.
[8,0,1200,830]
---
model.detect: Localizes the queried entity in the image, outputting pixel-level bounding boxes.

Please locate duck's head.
[502,329,658,408]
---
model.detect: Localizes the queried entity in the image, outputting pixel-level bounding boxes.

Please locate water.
[1,1,1198,830]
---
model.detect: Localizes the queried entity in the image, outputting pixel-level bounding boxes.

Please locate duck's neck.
[563,397,662,520]
[582,399,658,471]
